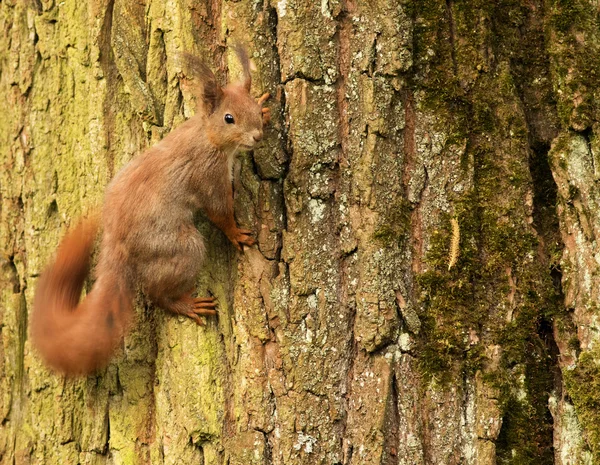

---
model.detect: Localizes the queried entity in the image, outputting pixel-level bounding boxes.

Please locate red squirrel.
[31,46,270,376]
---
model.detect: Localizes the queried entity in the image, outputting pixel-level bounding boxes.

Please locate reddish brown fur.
[31,218,133,375]
[31,48,269,376]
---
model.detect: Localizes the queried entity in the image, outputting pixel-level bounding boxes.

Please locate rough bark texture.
[1,0,599,464]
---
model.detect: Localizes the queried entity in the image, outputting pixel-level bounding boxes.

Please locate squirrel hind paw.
[162,294,218,325]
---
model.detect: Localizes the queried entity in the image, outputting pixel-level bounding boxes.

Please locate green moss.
[548,0,587,34]
[547,0,600,129]
[372,198,412,247]
[495,325,556,464]
[564,349,600,461]
[409,4,561,459]
[568,335,581,352]
[416,197,483,382]
[495,395,554,464]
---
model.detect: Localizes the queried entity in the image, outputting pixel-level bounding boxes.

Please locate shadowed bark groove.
[2,0,600,464]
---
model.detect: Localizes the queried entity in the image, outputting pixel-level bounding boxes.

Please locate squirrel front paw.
[262,107,271,125]
[227,227,256,251]
[258,93,270,125]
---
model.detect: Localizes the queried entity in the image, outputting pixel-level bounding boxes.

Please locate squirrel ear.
[202,77,224,114]
[179,53,224,114]
[233,44,252,92]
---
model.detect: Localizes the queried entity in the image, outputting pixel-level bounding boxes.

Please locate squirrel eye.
[224,114,235,124]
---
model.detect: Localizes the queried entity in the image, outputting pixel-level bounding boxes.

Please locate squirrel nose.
[253,131,263,142]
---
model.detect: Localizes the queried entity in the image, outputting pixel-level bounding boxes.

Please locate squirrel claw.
[228,228,255,250]
[189,315,204,325]
[262,107,271,125]
[192,308,217,316]
[193,297,217,310]
[185,297,218,325]
[258,93,271,125]
[238,235,256,248]
[257,92,270,105]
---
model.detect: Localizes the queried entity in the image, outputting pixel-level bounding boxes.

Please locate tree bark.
[1,0,598,464]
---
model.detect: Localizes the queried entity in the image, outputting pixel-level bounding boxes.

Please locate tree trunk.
[1,0,598,463]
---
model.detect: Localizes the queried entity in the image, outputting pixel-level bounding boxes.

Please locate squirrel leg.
[158,292,217,326]
[204,185,255,250]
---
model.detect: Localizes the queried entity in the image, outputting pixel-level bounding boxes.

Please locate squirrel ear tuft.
[179,53,224,114]
[233,44,252,92]
[202,75,224,114]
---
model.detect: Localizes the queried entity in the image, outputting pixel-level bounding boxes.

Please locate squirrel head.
[204,83,264,152]
[182,46,265,152]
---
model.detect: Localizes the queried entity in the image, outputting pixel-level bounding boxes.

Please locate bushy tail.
[31,218,134,376]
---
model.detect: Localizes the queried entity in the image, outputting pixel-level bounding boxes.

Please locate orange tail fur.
[31,219,133,376]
